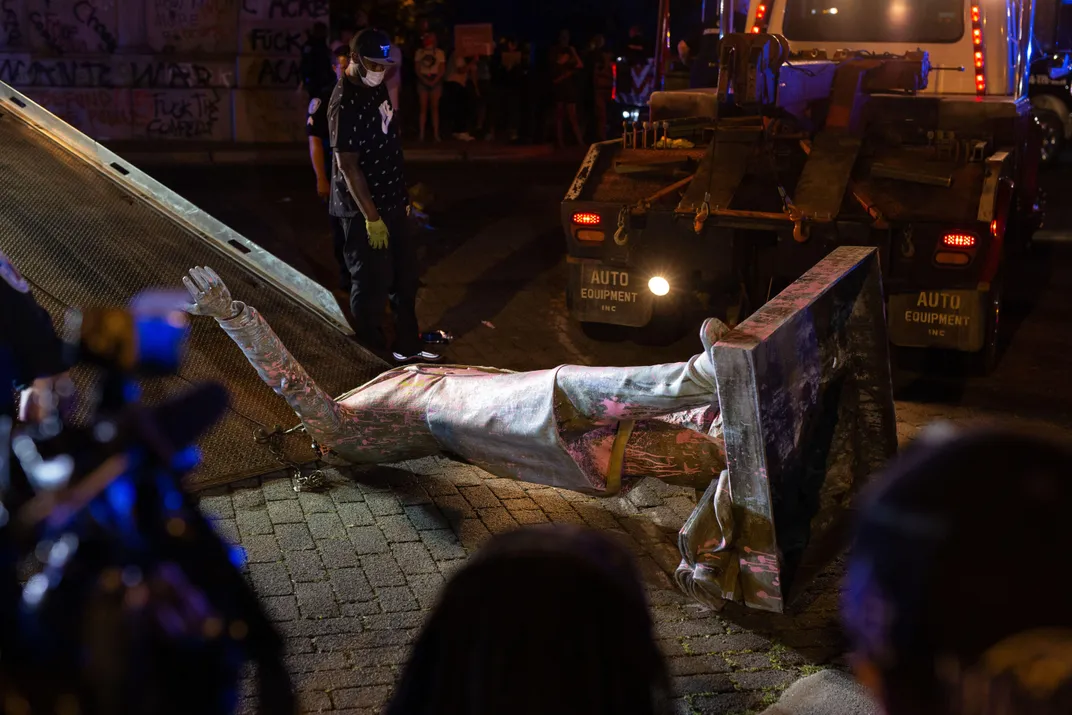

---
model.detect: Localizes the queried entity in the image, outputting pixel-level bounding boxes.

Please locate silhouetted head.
[843,425,1072,715]
[310,22,327,42]
[384,525,672,715]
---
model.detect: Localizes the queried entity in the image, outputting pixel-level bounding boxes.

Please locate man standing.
[299,22,336,101]
[328,29,440,363]
[307,44,351,300]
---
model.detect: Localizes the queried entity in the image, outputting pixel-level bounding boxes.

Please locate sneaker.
[392,349,443,363]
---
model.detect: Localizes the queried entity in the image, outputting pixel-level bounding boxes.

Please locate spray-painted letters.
[137,89,224,139]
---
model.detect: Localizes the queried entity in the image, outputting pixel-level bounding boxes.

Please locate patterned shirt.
[327,77,407,218]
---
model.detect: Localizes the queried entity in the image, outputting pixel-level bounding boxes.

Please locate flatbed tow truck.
[563,0,1045,371]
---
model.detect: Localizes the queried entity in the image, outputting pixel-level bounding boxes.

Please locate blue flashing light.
[171,446,201,472]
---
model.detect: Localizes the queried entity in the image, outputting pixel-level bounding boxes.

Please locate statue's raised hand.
[182,266,238,320]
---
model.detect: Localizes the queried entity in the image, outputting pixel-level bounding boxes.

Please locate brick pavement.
[182,162,1072,713]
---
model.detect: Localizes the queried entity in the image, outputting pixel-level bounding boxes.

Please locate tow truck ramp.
[0,79,386,491]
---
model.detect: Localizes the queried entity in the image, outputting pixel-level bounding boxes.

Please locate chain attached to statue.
[253,424,328,492]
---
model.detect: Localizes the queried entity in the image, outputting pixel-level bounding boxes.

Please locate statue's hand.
[182,266,237,320]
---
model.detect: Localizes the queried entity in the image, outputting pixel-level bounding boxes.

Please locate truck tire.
[1035,109,1065,167]
[972,278,1004,376]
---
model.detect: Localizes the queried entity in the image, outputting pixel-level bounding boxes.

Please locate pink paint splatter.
[600,397,630,419]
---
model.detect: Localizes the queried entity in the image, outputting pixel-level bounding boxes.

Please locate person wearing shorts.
[414,32,445,142]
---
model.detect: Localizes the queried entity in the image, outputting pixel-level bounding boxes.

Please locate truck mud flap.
[678,123,763,215]
[888,289,987,352]
[567,258,653,327]
[795,132,863,219]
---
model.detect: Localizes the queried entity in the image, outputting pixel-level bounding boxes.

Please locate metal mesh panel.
[0,111,386,491]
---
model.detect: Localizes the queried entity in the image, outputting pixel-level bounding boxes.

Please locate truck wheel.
[1036,109,1065,167]
[972,279,1003,376]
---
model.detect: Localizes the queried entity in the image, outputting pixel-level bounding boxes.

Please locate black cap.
[351,28,395,64]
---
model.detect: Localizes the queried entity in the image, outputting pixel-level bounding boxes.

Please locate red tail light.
[572,212,601,226]
[942,232,976,248]
[611,63,617,101]
[970,5,985,96]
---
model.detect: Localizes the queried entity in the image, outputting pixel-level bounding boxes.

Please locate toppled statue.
[182,266,728,497]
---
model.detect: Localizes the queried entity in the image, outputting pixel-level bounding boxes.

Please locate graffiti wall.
[0,0,325,142]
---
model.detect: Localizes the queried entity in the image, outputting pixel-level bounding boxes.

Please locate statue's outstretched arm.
[181,267,343,436]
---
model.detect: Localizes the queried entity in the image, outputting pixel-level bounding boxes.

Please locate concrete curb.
[108,144,559,166]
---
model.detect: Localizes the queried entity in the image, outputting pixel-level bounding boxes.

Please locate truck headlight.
[648,276,670,296]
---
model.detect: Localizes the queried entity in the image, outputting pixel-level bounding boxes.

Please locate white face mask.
[360,65,386,87]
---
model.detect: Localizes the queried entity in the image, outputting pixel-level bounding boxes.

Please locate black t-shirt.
[306,89,332,175]
[327,77,407,219]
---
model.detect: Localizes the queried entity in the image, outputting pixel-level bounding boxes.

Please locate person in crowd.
[414,32,446,142]
[587,34,614,142]
[307,44,351,301]
[625,25,651,65]
[549,29,585,148]
[328,29,441,363]
[474,52,492,139]
[492,37,523,142]
[386,37,404,134]
[445,50,476,141]
[834,425,1072,715]
[299,22,335,101]
[383,525,674,715]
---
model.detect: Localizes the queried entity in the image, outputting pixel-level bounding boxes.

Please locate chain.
[253,424,328,492]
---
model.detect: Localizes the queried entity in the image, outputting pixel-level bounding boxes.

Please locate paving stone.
[286,651,348,672]
[236,508,274,537]
[295,581,341,618]
[419,529,467,561]
[458,485,499,509]
[297,490,336,514]
[348,526,390,555]
[318,538,360,568]
[285,550,327,582]
[621,516,666,545]
[315,633,364,652]
[526,489,574,515]
[688,632,775,655]
[377,586,419,613]
[338,502,375,527]
[477,506,518,534]
[242,534,283,564]
[672,673,737,695]
[510,508,550,525]
[390,542,438,575]
[730,669,799,690]
[330,567,376,603]
[331,686,393,710]
[361,553,406,588]
[572,502,619,529]
[655,618,727,640]
[212,519,241,544]
[268,499,306,525]
[232,486,266,510]
[276,523,316,551]
[263,477,300,501]
[457,517,493,550]
[407,573,445,609]
[419,476,459,497]
[403,504,450,531]
[352,629,416,649]
[436,559,467,580]
[364,612,426,630]
[690,691,767,713]
[365,492,404,516]
[393,482,432,506]
[305,511,346,541]
[351,666,398,686]
[198,494,235,520]
[376,514,420,543]
[485,479,526,500]
[501,497,540,511]
[285,637,315,654]
[297,689,332,712]
[331,481,366,503]
[278,617,364,638]
[341,601,384,617]
[248,562,293,596]
[432,494,476,522]
[262,595,299,622]
[669,655,733,676]
[443,465,485,486]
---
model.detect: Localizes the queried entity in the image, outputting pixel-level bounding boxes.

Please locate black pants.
[339,209,420,356]
[329,214,350,292]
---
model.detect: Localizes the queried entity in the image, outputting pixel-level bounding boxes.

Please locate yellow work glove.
[366,218,390,250]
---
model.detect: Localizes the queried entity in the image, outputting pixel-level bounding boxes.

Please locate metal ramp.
[0,80,387,491]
